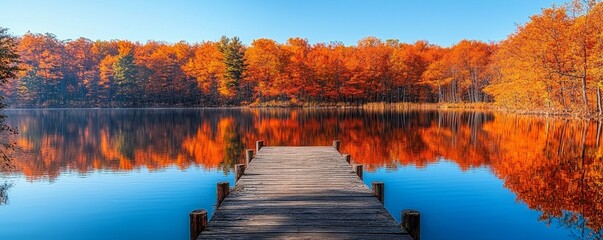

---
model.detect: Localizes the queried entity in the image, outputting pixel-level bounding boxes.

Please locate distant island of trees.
[1,1,602,114]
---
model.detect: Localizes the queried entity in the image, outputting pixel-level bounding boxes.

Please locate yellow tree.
[567,0,600,112]
[98,55,116,105]
[591,2,603,113]
[486,7,574,111]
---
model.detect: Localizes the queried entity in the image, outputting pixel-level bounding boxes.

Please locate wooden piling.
[402,209,421,240]
[245,149,254,165]
[372,182,384,204]
[189,209,207,240]
[343,154,351,164]
[235,164,246,181]
[216,182,229,206]
[256,140,264,152]
[353,164,363,180]
[333,140,340,151]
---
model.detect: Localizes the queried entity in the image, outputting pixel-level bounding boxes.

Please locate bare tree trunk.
[597,86,602,115]
[581,76,588,112]
[596,119,602,148]
[438,85,442,103]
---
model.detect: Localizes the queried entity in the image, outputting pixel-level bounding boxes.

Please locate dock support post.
[189,209,207,240]
[245,149,254,165]
[217,182,229,207]
[402,209,421,240]
[372,182,384,204]
[235,164,246,181]
[256,140,264,152]
[343,154,351,164]
[353,164,363,180]
[333,140,340,151]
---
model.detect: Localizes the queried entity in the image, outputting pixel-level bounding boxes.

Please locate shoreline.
[4,102,600,119]
[360,102,599,119]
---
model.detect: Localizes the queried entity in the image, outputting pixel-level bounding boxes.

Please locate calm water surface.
[0,109,601,240]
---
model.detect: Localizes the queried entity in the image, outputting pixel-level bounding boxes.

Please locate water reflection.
[1,109,602,238]
[0,181,13,205]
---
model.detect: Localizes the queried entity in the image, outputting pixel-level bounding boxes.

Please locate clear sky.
[0,0,567,46]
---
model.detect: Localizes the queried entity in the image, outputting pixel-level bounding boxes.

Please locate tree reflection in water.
[0,181,13,205]
[1,109,601,238]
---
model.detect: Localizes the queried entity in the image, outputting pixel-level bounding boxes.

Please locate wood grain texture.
[198,146,410,239]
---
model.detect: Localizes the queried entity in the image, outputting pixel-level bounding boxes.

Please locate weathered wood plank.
[234,182,364,185]
[233,187,368,191]
[202,225,403,234]
[224,197,381,204]
[227,192,375,198]
[208,219,400,227]
[197,145,410,239]
[208,207,392,215]
[210,212,398,221]
[217,201,386,209]
[200,233,413,240]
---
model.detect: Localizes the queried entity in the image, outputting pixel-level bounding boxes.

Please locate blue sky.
[0,0,566,46]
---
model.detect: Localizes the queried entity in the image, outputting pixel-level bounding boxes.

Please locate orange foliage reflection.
[2,109,602,237]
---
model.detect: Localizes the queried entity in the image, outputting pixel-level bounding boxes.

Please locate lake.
[0,108,601,240]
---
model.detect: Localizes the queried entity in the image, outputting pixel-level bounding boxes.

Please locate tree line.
[1,1,602,113]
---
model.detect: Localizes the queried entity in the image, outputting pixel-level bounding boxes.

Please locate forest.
[1,1,602,114]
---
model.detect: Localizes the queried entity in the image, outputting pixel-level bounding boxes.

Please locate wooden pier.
[190,141,420,240]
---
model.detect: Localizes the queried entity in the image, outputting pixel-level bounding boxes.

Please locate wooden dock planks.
[197,145,413,240]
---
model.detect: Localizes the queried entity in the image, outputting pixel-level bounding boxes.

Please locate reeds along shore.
[245,101,600,119]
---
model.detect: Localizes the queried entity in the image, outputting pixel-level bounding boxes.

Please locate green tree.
[0,27,19,170]
[218,36,247,103]
[113,52,139,106]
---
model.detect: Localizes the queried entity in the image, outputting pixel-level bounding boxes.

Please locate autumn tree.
[423,40,493,103]
[306,42,350,102]
[345,37,392,102]
[592,2,603,113]
[98,55,116,106]
[15,33,67,107]
[245,38,285,102]
[0,28,20,98]
[183,41,226,105]
[282,38,312,101]
[171,41,198,105]
[65,38,100,106]
[486,1,603,113]
[0,27,19,170]
[389,41,439,102]
[134,41,160,104]
[568,0,597,112]
[137,41,196,105]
